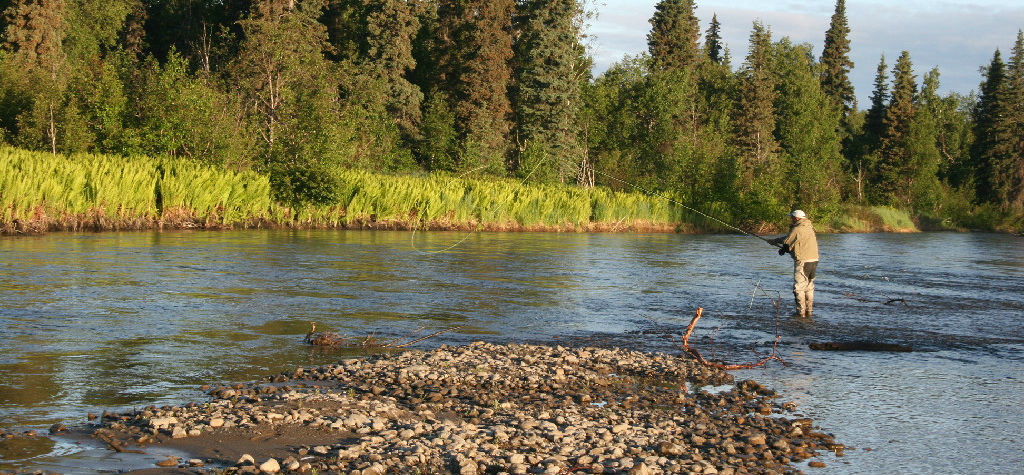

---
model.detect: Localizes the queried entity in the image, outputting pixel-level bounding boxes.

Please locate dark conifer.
[733,21,777,186]
[863,54,889,150]
[2,0,66,78]
[364,0,424,140]
[512,0,587,182]
[820,0,855,113]
[647,0,700,72]
[2,0,68,154]
[434,0,514,174]
[990,30,1024,210]
[704,12,723,64]
[876,50,917,204]
[971,49,1005,204]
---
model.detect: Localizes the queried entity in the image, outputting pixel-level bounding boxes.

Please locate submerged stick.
[809,341,912,352]
[681,307,787,370]
[305,322,459,349]
[97,433,146,454]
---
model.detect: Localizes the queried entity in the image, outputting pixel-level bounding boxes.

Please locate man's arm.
[769,227,798,246]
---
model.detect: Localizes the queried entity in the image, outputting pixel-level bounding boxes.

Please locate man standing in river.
[770,210,818,317]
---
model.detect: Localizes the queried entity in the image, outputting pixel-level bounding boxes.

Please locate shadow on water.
[1,230,1022,473]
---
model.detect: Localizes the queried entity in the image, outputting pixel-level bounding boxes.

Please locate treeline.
[0,0,1021,230]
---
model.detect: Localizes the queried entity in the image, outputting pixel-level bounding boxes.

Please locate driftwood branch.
[809,341,912,352]
[680,307,787,370]
[305,323,459,349]
[843,291,908,306]
[97,433,146,454]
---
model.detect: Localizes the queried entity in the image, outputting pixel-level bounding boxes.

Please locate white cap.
[790,210,806,219]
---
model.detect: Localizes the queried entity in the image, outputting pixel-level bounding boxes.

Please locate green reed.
[1,146,683,231]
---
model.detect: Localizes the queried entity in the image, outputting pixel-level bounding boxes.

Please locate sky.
[585,0,1024,108]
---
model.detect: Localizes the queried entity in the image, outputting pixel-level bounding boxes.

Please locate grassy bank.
[0,147,688,234]
[3,147,1018,236]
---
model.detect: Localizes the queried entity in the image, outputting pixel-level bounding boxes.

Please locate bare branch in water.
[680,304,787,370]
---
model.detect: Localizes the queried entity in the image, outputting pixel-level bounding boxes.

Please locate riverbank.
[8,146,1019,237]
[0,205,946,236]
[59,342,840,475]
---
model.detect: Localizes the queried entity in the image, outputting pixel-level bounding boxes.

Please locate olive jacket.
[771,218,819,262]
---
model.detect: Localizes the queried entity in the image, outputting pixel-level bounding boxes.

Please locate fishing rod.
[591,169,784,249]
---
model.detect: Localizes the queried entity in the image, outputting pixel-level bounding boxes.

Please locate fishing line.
[589,168,781,247]
[409,151,551,254]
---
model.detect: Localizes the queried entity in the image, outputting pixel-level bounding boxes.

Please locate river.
[1,230,1022,473]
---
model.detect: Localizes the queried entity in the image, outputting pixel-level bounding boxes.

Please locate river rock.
[659,442,685,456]
[747,434,767,446]
[629,462,653,475]
[86,342,840,475]
[155,456,179,467]
[259,458,280,473]
[149,417,177,429]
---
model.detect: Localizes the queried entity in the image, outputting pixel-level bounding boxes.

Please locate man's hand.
[778,243,790,255]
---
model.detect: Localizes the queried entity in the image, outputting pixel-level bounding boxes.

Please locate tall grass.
[0,147,274,231]
[1,147,685,233]
[0,147,158,227]
[159,158,273,225]
[830,205,918,232]
[314,169,682,230]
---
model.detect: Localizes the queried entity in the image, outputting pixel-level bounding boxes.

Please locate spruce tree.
[364,0,424,140]
[820,0,855,113]
[864,55,889,145]
[704,13,723,64]
[512,0,587,183]
[647,0,699,72]
[876,50,917,205]
[897,66,944,211]
[733,21,778,189]
[325,0,424,141]
[990,30,1024,210]
[2,0,68,154]
[971,49,1005,204]
[434,0,514,174]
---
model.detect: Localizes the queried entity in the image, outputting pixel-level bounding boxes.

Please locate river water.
[1,230,1022,473]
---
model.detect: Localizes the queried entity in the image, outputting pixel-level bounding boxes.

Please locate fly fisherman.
[770,210,818,317]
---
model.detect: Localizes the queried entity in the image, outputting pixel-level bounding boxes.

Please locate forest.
[0,0,1022,231]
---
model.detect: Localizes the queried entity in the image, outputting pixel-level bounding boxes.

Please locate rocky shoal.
[85,342,841,475]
